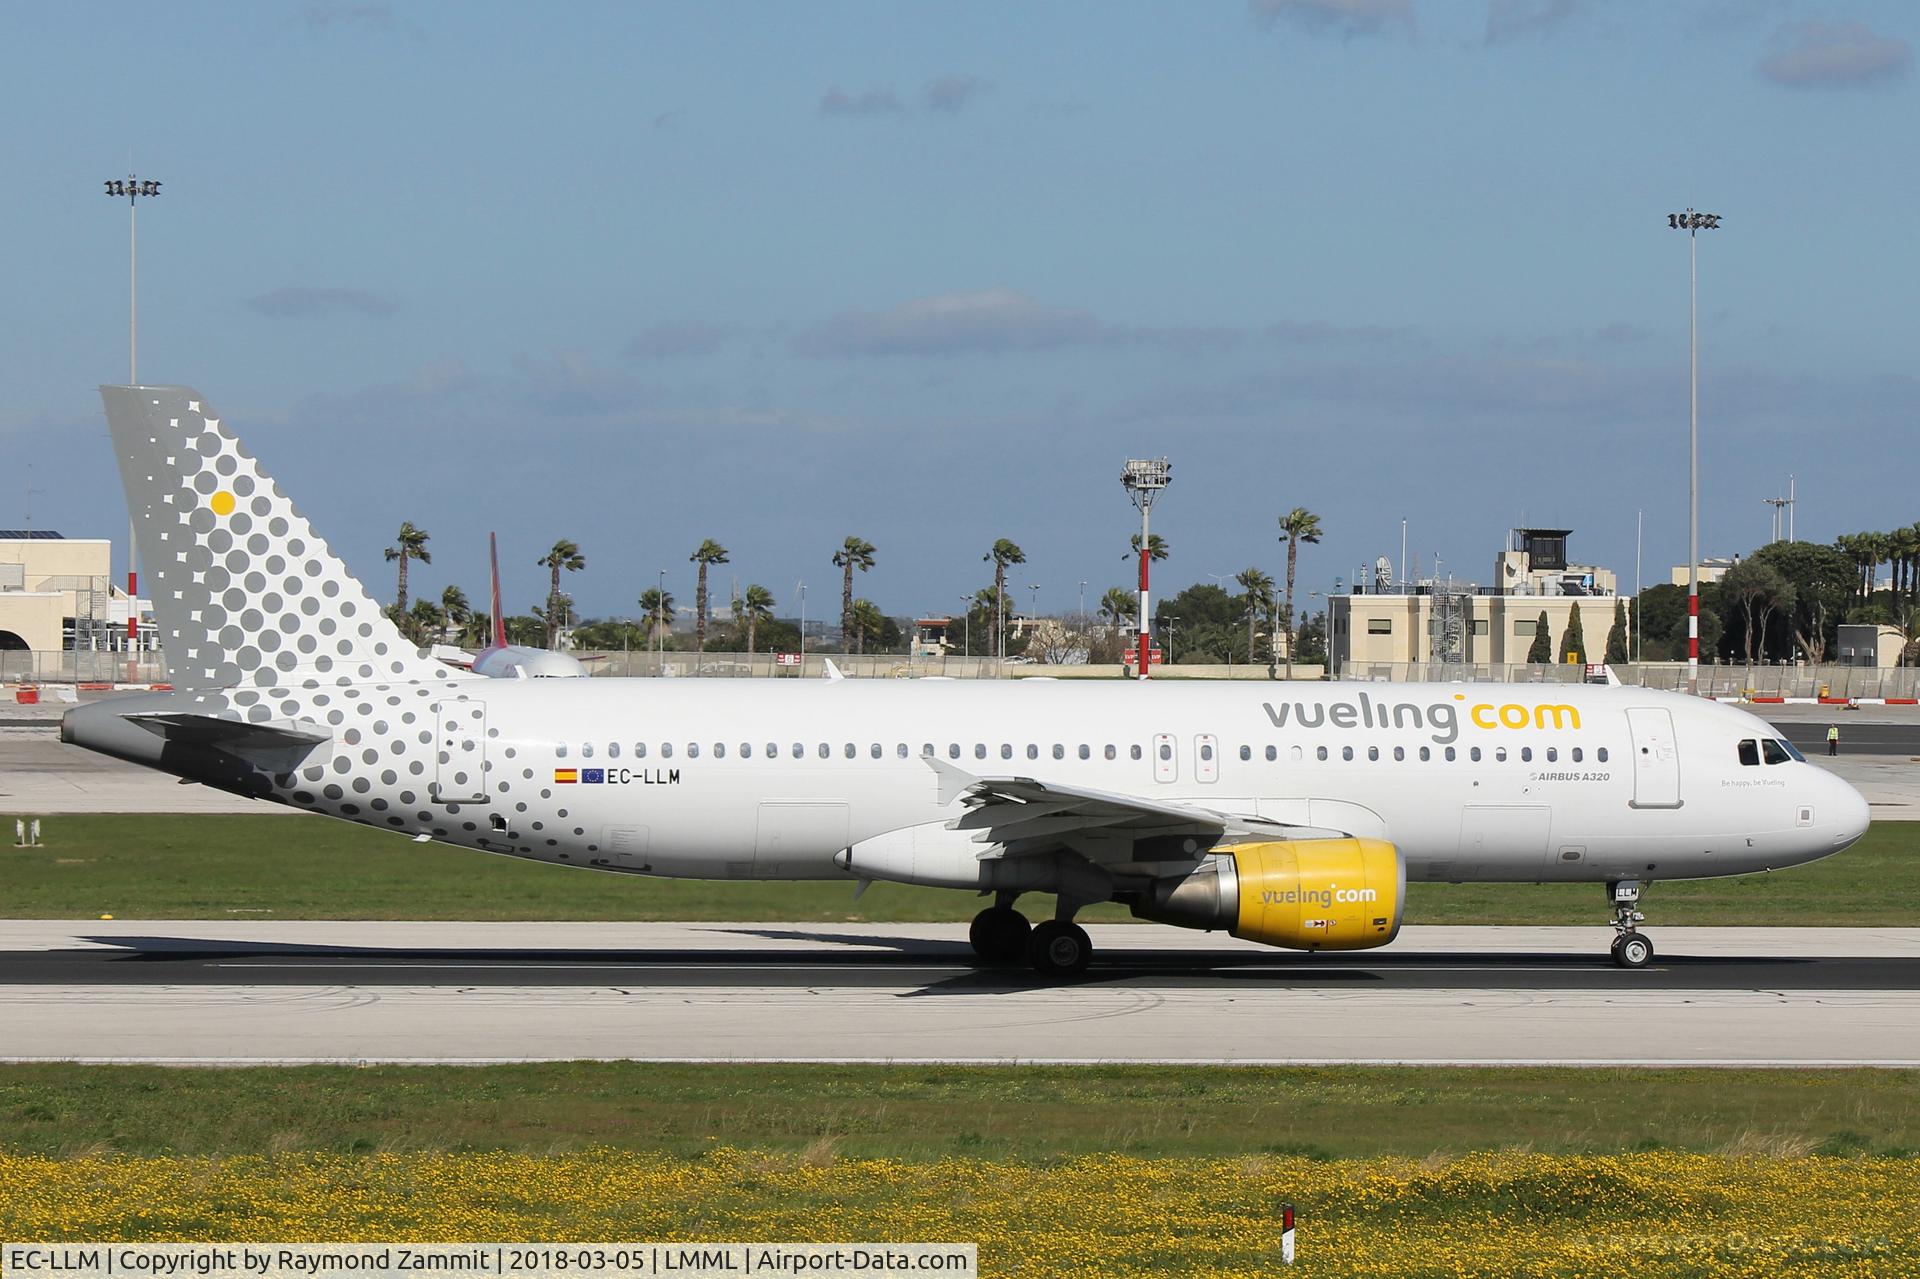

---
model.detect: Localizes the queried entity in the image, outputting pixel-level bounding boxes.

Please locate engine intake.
[1132,838,1404,951]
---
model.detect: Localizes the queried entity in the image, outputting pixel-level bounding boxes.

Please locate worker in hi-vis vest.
[1827,725,1841,756]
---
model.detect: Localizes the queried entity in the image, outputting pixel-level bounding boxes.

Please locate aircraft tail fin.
[489,532,507,649]
[98,385,454,692]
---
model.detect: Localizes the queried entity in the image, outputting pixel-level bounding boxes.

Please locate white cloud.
[1248,0,1414,37]
[1760,22,1911,88]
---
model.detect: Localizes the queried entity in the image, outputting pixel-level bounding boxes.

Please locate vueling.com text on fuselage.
[1261,693,1581,746]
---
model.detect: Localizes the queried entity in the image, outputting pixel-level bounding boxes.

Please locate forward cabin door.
[1626,707,1682,809]
[430,700,488,804]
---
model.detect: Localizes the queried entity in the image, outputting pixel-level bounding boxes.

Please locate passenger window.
[1240,745,1252,762]
[1317,745,1328,761]
[948,743,961,759]
[844,743,856,759]
[1158,743,1172,761]
[1495,747,1507,763]
[1105,745,1118,761]
[713,743,726,759]
[1130,745,1143,761]
[1266,745,1278,762]
[1341,746,1353,761]
[1199,743,1214,762]
[1052,744,1065,760]
[975,743,987,760]
[1737,740,1760,766]
[556,744,569,760]
[662,742,674,759]
[871,743,883,759]
[1394,746,1405,762]
[581,743,594,759]
[792,743,805,759]
[819,743,830,759]
[1289,745,1302,762]
[1079,745,1090,760]
[1003,744,1014,760]
[1571,747,1582,763]
[635,743,648,759]
[1029,744,1041,760]
[767,743,777,758]
[608,742,621,759]
[896,743,908,759]
[1597,747,1609,763]
[1546,747,1556,762]
[1444,746,1455,761]
[1470,747,1482,762]
[1763,739,1792,765]
[1367,746,1379,761]
[1520,747,1532,763]
[688,743,701,758]
[921,743,934,757]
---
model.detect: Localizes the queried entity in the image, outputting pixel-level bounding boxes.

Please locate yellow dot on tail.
[210,491,236,516]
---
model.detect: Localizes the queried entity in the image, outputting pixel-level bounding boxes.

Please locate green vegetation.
[0,1063,1914,1160]
[2,813,1915,923]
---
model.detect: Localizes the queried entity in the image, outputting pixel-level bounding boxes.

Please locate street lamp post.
[1121,458,1171,679]
[1668,207,1721,696]
[1163,616,1178,666]
[960,595,971,660]
[105,172,161,656]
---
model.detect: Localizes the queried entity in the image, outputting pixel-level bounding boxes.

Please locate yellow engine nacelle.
[1227,838,1404,950]
[1132,838,1405,951]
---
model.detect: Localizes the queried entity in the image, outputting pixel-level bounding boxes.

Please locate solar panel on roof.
[0,530,65,540]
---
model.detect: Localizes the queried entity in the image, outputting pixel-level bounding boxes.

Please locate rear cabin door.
[1152,733,1178,783]
[1626,707,1682,809]
[430,700,488,804]
[1195,734,1220,784]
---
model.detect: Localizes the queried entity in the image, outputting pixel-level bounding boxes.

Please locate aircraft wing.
[924,757,1336,864]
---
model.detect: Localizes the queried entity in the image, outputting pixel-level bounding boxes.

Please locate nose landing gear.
[1607,880,1655,968]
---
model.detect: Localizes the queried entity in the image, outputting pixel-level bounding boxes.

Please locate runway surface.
[3,922,1917,1066]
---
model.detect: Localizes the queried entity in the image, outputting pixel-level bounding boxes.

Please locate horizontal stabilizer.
[126,712,332,765]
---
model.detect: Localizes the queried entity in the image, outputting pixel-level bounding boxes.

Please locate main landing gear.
[1607,880,1655,969]
[968,894,1093,976]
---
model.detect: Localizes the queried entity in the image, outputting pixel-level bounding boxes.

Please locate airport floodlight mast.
[1121,457,1171,678]
[1668,207,1720,696]
[105,171,162,656]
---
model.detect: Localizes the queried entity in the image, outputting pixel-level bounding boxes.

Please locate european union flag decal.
[582,768,606,784]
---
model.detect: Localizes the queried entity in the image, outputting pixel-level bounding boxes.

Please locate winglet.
[822,658,845,682]
[489,532,507,649]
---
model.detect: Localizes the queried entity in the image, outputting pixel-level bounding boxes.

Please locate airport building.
[1330,528,1628,671]
[0,532,154,655]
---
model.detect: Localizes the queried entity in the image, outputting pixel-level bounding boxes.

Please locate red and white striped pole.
[1137,505,1152,679]
[1280,1202,1296,1265]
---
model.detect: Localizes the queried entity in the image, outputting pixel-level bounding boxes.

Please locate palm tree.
[536,540,586,647]
[383,522,431,616]
[460,611,492,650]
[1126,533,1170,562]
[688,539,729,652]
[405,598,445,647]
[637,586,676,644]
[984,538,1026,660]
[848,598,886,654]
[740,584,775,656]
[832,537,877,653]
[440,585,471,636]
[1235,566,1275,664]
[1098,586,1137,631]
[1276,507,1323,679]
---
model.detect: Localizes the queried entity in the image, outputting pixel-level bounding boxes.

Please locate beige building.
[1836,623,1909,668]
[0,532,150,653]
[1332,528,1628,670]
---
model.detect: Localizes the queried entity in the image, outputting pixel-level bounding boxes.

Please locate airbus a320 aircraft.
[66,386,1870,974]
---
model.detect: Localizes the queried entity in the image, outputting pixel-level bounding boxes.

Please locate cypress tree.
[1558,601,1585,664]
[1526,610,1552,664]
[1605,597,1629,664]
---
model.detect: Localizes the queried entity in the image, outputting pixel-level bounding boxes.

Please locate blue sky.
[5,1,1915,623]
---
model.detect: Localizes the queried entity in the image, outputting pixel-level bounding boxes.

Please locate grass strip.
[3,814,1917,924]
[1,1064,1915,1161]
[2,1149,1915,1276]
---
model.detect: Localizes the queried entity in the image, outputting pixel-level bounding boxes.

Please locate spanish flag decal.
[553,768,579,784]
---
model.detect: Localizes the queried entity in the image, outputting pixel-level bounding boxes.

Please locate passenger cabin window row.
[551,740,1611,766]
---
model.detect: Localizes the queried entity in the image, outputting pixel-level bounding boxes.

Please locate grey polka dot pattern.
[98,384,453,693]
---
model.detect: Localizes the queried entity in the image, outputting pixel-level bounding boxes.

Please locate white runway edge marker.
[1281,1202,1296,1265]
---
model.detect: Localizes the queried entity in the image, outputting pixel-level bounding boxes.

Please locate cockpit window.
[1738,739,1760,767]
[1781,739,1807,762]
[1762,739,1794,765]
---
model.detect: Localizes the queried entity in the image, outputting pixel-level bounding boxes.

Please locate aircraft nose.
[1830,774,1870,850]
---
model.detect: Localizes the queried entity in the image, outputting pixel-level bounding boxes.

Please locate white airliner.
[462,533,590,679]
[65,386,1869,974]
